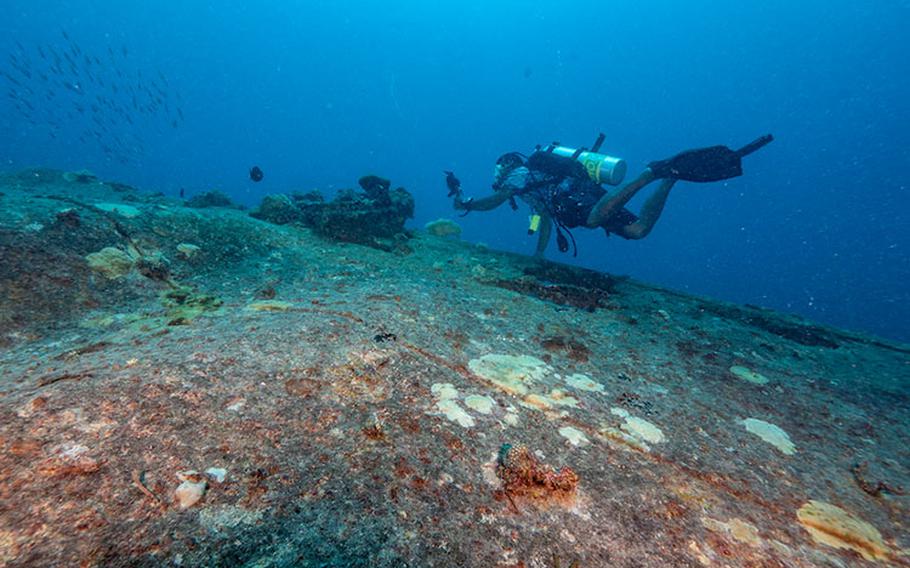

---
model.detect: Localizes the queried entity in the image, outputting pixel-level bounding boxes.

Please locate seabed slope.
[0,170,907,567]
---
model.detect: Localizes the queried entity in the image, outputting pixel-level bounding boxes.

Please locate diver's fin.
[648,134,773,183]
[735,134,774,158]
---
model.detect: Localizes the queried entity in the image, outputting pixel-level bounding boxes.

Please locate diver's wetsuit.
[497,166,639,237]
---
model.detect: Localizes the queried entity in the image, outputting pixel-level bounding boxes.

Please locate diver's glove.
[648,134,774,182]
[454,196,474,217]
[453,196,473,210]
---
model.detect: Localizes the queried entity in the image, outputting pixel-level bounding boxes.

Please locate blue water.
[2,1,908,343]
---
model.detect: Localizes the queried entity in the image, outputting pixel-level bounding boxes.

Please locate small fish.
[249,166,264,182]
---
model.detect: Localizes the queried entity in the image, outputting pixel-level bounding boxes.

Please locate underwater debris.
[175,242,200,260]
[85,246,136,279]
[54,208,81,227]
[522,261,624,293]
[362,410,389,441]
[107,181,138,193]
[497,443,579,503]
[252,194,300,225]
[185,190,235,209]
[134,251,171,281]
[698,302,841,349]
[162,286,223,325]
[424,218,462,238]
[373,332,397,343]
[851,461,906,498]
[493,276,610,312]
[481,254,623,311]
[539,335,591,363]
[252,175,415,251]
[174,471,208,509]
[132,470,163,508]
[62,169,98,184]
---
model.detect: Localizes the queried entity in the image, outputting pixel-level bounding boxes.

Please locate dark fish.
[38,46,46,60]
[180,188,185,198]
[249,166,264,182]
[62,30,70,41]
[444,171,461,197]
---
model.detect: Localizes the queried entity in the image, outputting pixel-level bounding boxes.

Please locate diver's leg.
[586,169,656,227]
[617,178,676,240]
[533,213,553,258]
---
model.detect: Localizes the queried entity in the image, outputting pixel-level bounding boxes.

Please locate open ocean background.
[2,1,908,342]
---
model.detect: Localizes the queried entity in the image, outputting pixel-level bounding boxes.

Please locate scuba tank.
[539,133,627,186]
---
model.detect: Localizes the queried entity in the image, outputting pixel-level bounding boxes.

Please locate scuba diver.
[450,133,773,258]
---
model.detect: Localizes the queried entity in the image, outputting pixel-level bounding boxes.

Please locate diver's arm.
[533,212,553,258]
[454,190,513,212]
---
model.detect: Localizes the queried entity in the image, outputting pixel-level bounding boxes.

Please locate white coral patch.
[611,407,665,444]
[464,395,495,414]
[95,202,141,217]
[565,373,604,393]
[742,418,795,455]
[468,354,550,396]
[559,426,589,446]
[430,383,474,427]
[730,365,769,385]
